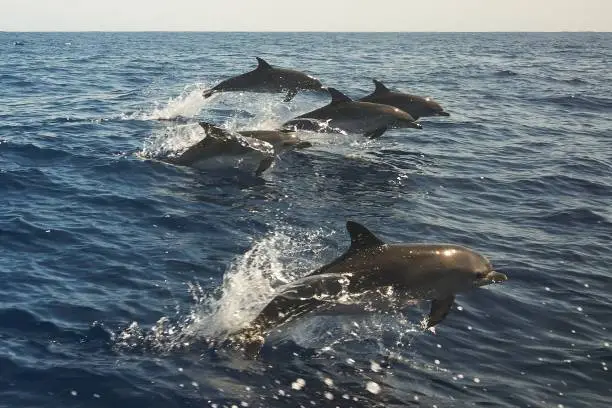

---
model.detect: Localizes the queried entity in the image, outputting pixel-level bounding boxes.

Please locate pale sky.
[1,0,610,32]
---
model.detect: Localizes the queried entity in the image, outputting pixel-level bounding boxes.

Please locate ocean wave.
[543,94,612,111]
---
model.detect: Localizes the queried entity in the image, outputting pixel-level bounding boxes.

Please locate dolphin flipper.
[426,295,455,329]
[364,127,388,139]
[255,156,274,176]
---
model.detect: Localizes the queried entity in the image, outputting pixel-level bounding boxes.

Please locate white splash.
[140,122,205,159]
[137,84,208,121]
[178,226,333,341]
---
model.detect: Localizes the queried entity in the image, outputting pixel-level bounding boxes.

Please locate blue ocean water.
[1,31,611,407]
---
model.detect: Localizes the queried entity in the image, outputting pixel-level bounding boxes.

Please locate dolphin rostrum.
[282,88,423,138]
[165,123,275,176]
[360,79,450,120]
[203,57,326,102]
[230,221,507,354]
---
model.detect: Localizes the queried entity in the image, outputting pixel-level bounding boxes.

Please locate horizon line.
[1,30,610,34]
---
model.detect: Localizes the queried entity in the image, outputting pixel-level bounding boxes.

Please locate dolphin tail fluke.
[425,295,455,329]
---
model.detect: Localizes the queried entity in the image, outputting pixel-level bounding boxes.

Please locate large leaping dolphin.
[360,79,450,120]
[282,88,423,138]
[230,221,507,355]
[203,57,326,102]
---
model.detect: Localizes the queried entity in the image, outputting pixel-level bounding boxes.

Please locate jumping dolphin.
[165,124,275,176]
[198,122,312,152]
[282,88,423,138]
[202,57,326,102]
[230,221,507,354]
[360,80,450,120]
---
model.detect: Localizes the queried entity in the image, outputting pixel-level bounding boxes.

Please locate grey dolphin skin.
[165,123,275,176]
[202,57,326,102]
[282,87,422,138]
[230,221,507,355]
[360,79,450,120]
[198,122,312,152]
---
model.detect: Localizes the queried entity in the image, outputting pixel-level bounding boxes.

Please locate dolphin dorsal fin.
[198,121,231,137]
[372,79,391,94]
[346,221,385,251]
[328,88,352,104]
[256,57,273,70]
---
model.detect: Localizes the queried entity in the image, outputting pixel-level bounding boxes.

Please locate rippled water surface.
[1,32,611,407]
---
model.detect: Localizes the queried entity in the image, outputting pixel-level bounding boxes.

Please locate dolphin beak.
[476,271,508,287]
[437,111,450,117]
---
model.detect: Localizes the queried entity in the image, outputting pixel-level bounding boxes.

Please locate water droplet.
[324,378,334,387]
[457,306,464,311]
[434,359,441,365]
[93,394,100,399]
[291,379,306,391]
[370,361,382,372]
[545,287,551,292]
[324,391,334,400]
[346,358,355,365]
[577,307,583,312]
[70,391,77,396]
[366,381,381,394]
[474,378,481,383]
